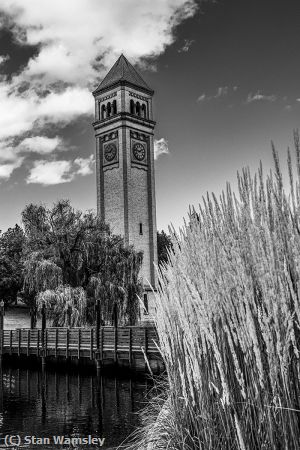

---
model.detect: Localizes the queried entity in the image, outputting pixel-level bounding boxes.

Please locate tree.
[37,286,87,327]
[0,225,25,305]
[22,200,143,325]
[157,230,173,265]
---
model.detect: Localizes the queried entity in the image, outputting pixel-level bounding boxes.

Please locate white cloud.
[27,155,95,185]
[0,0,198,87]
[215,86,228,98]
[0,55,9,65]
[197,93,206,102]
[0,0,198,181]
[197,86,230,103]
[0,85,93,141]
[0,158,24,180]
[246,92,276,103]
[154,138,169,160]
[178,39,195,53]
[74,155,95,176]
[27,160,73,185]
[19,136,63,154]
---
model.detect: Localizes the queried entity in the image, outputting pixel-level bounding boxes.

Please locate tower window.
[143,293,149,314]
[130,99,135,114]
[112,99,117,115]
[139,223,143,235]
[107,102,112,117]
[136,101,141,116]
[141,104,146,118]
[101,104,106,120]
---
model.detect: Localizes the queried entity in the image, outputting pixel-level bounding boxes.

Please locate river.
[0,364,149,449]
[0,308,151,449]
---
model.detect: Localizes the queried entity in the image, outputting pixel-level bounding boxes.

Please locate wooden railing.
[0,326,162,372]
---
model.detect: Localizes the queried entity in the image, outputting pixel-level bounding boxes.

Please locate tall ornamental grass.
[128,132,300,449]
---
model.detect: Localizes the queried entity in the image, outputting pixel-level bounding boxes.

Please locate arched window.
[136,101,141,116]
[101,104,106,120]
[107,102,112,117]
[130,99,135,114]
[112,99,117,115]
[141,104,146,118]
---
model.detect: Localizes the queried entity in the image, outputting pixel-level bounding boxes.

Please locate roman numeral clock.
[92,54,158,319]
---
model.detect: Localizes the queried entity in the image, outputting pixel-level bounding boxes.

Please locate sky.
[0,0,299,233]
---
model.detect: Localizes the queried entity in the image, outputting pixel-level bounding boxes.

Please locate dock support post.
[96,358,101,376]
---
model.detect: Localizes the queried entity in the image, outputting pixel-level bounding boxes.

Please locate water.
[0,365,149,449]
[4,307,41,330]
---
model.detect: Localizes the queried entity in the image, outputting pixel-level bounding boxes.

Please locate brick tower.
[92,54,157,317]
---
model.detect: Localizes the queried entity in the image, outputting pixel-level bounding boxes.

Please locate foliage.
[0,225,25,305]
[88,241,143,325]
[24,253,63,295]
[37,285,87,327]
[128,132,300,449]
[22,199,143,325]
[22,199,108,287]
[157,230,173,266]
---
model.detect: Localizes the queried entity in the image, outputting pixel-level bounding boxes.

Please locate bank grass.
[126,132,300,449]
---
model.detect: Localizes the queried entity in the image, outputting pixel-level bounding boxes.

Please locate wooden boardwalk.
[0,326,164,373]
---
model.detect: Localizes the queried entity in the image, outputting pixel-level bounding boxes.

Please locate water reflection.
[0,365,149,449]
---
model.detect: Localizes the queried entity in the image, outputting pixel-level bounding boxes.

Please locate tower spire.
[93,54,152,94]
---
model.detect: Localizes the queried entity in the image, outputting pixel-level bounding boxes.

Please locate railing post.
[96,299,100,350]
[30,305,37,329]
[27,329,30,356]
[66,329,69,359]
[113,304,118,365]
[55,328,58,358]
[41,304,46,369]
[18,329,21,356]
[0,300,4,361]
[78,329,81,359]
[114,326,118,364]
[128,327,132,369]
[95,299,101,375]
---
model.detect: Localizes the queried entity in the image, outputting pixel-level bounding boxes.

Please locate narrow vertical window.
[143,293,149,314]
[139,223,143,235]
[107,102,111,117]
[130,99,135,114]
[112,99,117,115]
[136,102,141,116]
[101,104,106,119]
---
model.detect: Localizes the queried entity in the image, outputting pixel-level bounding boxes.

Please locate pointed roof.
[94,54,152,94]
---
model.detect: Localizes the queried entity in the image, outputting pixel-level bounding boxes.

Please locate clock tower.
[92,54,158,317]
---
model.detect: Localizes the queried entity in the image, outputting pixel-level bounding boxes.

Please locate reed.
[126,132,300,449]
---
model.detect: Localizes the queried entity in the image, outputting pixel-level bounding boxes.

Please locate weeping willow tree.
[37,286,87,327]
[22,200,143,326]
[88,245,143,325]
[23,253,62,295]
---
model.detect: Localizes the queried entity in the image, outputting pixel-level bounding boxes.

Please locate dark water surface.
[0,365,150,449]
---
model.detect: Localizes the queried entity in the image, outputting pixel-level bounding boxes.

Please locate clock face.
[104,143,117,162]
[133,142,146,161]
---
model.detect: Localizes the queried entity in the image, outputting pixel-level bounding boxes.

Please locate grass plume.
[126,131,300,449]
